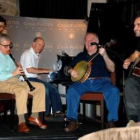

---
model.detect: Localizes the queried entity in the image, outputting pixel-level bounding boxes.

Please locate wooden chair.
[80,72,116,129]
[0,93,33,131]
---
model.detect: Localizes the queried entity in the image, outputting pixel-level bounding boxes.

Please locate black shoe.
[53,111,65,117]
[44,114,53,121]
[64,121,79,132]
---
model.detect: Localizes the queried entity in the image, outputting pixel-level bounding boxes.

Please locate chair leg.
[100,100,104,129]
[10,99,15,131]
[27,98,32,117]
[3,101,7,122]
[83,102,86,122]
[93,103,96,119]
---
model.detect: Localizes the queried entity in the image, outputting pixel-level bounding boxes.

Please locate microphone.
[89,42,99,46]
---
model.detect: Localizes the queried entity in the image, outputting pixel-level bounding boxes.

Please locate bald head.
[32,37,45,54]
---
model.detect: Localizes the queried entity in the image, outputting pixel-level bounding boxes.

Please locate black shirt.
[69,51,111,78]
[136,39,140,52]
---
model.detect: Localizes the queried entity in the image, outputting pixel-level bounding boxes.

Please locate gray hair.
[85,32,99,41]
[0,34,10,43]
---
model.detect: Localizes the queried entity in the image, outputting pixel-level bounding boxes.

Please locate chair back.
[110,72,116,85]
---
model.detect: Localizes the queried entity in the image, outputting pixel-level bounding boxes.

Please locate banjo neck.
[87,51,99,65]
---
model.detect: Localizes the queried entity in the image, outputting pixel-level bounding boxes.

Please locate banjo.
[71,39,116,82]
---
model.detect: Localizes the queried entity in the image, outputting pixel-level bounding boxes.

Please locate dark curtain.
[19,0,87,19]
[108,0,140,25]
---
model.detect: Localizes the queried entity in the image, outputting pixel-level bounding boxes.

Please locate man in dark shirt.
[64,32,120,132]
[123,13,140,126]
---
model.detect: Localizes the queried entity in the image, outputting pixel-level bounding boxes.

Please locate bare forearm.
[128,50,140,62]
[103,54,115,72]
[26,67,51,74]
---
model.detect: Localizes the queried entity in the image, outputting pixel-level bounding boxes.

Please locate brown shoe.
[18,122,30,133]
[53,111,65,117]
[64,121,79,132]
[107,122,115,128]
[44,114,53,121]
[28,116,47,129]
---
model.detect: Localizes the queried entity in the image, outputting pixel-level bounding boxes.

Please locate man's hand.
[68,69,78,78]
[123,59,131,69]
[99,47,106,56]
[12,66,24,76]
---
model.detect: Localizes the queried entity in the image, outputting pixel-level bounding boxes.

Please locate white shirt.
[20,47,39,78]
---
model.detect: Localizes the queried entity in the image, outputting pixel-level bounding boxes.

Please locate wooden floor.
[0,112,127,140]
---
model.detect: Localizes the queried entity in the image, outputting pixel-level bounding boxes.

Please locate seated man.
[0,34,47,133]
[20,37,64,121]
[64,32,120,132]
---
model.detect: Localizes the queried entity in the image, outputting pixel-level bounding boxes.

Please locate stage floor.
[0,113,127,140]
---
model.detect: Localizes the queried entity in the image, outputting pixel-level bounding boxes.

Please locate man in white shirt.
[20,37,64,121]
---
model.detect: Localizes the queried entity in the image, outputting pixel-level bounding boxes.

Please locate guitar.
[129,58,140,77]
[71,39,116,82]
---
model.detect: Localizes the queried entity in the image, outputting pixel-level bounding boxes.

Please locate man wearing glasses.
[0,42,13,49]
[0,34,47,133]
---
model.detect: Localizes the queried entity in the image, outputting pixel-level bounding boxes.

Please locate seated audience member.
[0,34,47,133]
[123,13,140,126]
[0,16,8,34]
[20,37,64,121]
[64,32,120,132]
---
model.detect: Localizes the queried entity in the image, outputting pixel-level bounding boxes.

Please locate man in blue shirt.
[64,32,120,132]
[0,34,47,133]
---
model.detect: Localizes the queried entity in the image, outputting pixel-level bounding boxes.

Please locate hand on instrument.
[123,59,131,69]
[12,66,24,76]
[69,69,78,78]
[99,47,106,56]
[16,62,22,68]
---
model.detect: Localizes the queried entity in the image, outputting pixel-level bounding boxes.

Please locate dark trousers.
[123,75,140,120]
[28,78,62,115]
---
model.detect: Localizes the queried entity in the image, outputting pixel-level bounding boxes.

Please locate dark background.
[19,0,140,91]
[19,0,140,54]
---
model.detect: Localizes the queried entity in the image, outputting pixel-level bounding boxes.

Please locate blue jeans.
[28,78,62,115]
[66,77,120,122]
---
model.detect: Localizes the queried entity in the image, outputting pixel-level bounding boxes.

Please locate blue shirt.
[0,52,16,81]
[69,51,111,78]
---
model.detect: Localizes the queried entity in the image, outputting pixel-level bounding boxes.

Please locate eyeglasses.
[0,43,13,49]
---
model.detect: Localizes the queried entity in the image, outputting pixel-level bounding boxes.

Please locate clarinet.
[9,53,35,92]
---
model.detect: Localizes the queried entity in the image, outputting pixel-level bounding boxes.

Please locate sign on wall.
[3,15,87,80]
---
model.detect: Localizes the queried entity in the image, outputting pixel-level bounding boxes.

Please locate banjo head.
[71,61,88,82]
